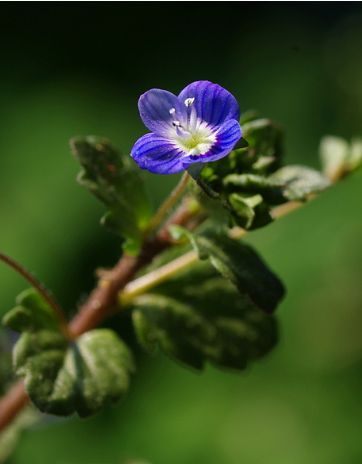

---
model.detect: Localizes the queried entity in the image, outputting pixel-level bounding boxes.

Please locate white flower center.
[169,98,216,157]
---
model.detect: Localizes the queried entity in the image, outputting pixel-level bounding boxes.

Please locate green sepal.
[132,268,278,371]
[2,288,60,333]
[186,163,205,180]
[268,165,331,201]
[13,328,135,418]
[70,136,151,255]
[170,228,285,313]
[232,136,249,150]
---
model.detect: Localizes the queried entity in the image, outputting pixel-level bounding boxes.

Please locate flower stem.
[143,171,190,238]
[120,250,198,306]
[0,252,70,338]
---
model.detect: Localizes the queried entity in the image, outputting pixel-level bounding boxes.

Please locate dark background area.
[1,3,362,463]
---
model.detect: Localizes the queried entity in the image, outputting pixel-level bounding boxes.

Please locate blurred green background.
[1,3,362,463]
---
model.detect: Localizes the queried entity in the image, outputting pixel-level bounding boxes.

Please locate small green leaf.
[240,118,284,174]
[223,173,285,203]
[132,269,278,371]
[269,165,331,201]
[13,328,134,417]
[169,225,209,259]
[173,230,285,313]
[70,136,151,255]
[223,173,281,191]
[2,288,60,333]
[228,193,273,229]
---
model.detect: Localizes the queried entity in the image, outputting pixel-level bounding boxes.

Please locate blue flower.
[131,81,242,175]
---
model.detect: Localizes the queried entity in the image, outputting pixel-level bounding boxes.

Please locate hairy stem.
[142,171,190,238]
[120,250,198,306]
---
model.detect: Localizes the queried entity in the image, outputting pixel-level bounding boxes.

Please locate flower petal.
[138,89,187,138]
[131,133,186,175]
[178,81,240,126]
[182,119,242,166]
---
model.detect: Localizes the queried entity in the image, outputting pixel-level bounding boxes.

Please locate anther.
[184,97,195,107]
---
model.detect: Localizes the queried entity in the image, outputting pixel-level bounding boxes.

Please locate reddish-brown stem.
[69,241,166,337]
[0,379,29,431]
[0,200,201,432]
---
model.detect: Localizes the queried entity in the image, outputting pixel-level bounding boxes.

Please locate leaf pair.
[132,230,284,370]
[3,289,134,417]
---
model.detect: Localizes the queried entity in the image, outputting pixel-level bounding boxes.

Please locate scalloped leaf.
[268,165,331,201]
[13,328,135,418]
[223,173,286,204]
[228,193,273,229]
[170,228,285,313]
[70,136,151,255]
[132,271,278,371]
[2,288,60,333]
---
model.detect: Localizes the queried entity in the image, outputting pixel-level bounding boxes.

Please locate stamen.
[184,97,195,107]
[175,125,192,139]
[169,108,176,114]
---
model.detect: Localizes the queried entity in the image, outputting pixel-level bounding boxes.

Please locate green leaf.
[240,118,284,174]
[228,193,273,229]
[132,269,278,371]
[3,289,135,417]
[2,288,60,333]
[223,173,285,204]
[170,229,285,313]
[13,328,135,417]
[70,136,151,255]
[133,295,206,370]
[268,165,331,201]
